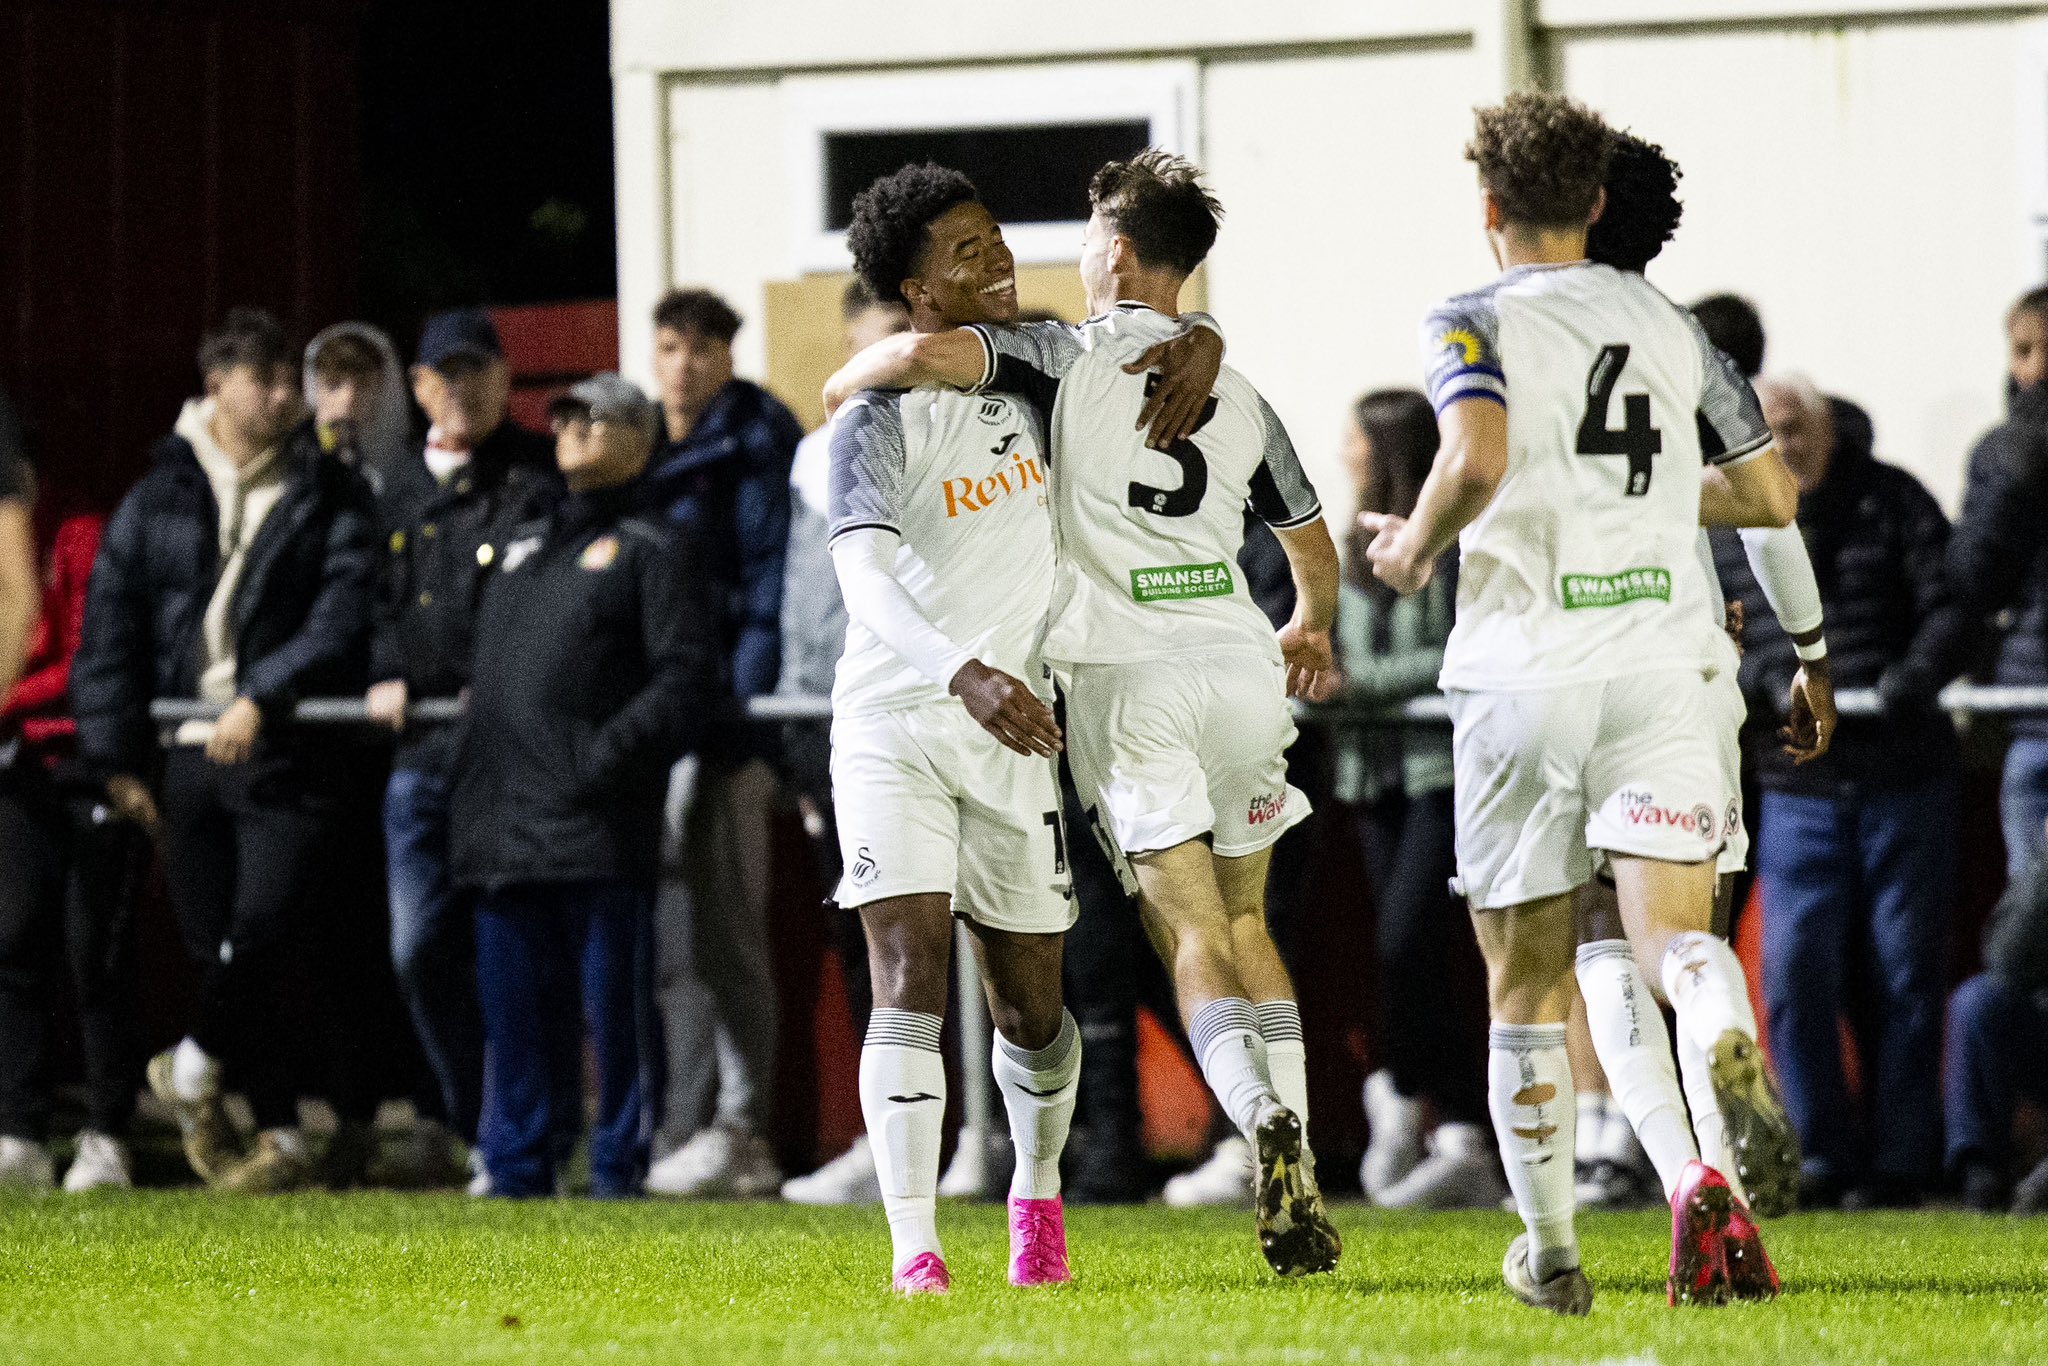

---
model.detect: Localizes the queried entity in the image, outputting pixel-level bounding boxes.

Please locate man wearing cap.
[363,307,559,1186]
[449,374,725,1198]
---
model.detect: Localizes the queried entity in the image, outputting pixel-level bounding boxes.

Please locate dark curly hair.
[1585,130,1681,275]
[652,288,742,343]
[846,162,980,307]
[1088,150,1222,276]
[197,307,296,378]
[1467,92,1615,231]
[1690,294,1766,379]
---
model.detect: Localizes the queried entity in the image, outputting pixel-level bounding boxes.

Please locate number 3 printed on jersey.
[1577,343,1663,496]
[1130,373,1219,518]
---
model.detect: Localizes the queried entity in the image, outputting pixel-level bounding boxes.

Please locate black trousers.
[159,747,327,1131]
[1353,787,1488,1125]
[0,755,145,1141]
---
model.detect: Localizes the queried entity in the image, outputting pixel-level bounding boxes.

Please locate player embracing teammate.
[830,152,1344,1284]
[1365,94,1812,1314]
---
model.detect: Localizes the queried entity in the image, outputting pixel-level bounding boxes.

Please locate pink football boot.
[1008,1196,1071,1287]
[892,1251,951,1296]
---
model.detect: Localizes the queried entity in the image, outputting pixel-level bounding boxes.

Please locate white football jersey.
[826,386,1055,715]
[1421,262,1771,691]
[969,306,1323,667]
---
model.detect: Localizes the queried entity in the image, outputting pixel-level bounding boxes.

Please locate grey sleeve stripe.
[966,324,999,393]
[1246,388,1323,527]
[1684,306,1773,465]
[827,395,908,539]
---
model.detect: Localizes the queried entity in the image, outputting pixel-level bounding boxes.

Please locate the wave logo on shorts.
[850,846,878,887]
[1617,788,1713,839]
[940,447,1043,518]
[1725,800,1742,839]
[1247,792,1286,827]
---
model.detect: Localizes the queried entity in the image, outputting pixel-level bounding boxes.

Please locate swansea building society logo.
[1130,561,1234,603]
[940,446,1043,518]
[850,846,878,886]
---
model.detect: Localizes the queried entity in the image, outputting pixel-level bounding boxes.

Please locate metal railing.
[147,681,2048,729]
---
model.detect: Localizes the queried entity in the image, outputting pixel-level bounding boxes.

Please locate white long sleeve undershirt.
[1738,522,1825,636]
[829,527,975,691]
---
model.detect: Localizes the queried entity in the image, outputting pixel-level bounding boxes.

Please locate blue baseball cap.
[416,308,503,373]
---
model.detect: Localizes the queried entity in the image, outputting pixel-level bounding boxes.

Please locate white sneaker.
[937,1126,1010,1200]
[1375,1122,1508,1210]
[1162,1136,1255,1209]
[0,1136,55,1193]
[782,1136,882,1205]
[61,1131,131,1192]
[1360,1070,1426,1202]
[645,1123,784,1199]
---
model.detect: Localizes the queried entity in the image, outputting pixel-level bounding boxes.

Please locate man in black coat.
[361,309,559,1182]
[70,308,378,1193]
[1711,378,1967,1209]
[1946,286,2048,881]
[451,373,723,1199]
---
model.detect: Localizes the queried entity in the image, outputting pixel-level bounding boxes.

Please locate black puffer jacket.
[71,419,378,779]
[449,485,727,890]
[1947,384,2048,735]
[371,421,560,770]
[1712,399,1968,796]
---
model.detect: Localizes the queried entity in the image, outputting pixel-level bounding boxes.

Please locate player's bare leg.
[1473,893,1592,1317]
[1611,856,1798,1223]
[857,894,956,1295]
[1214,847,1311,1138]
[1131,840,1339,1277]
[967,924,1080,1286]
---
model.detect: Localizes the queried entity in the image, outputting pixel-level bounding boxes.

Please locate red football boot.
[1669,1160,1733,1307]
[1722,1188,1781,1301]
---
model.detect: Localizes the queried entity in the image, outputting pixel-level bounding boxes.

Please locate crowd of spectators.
[0,280,2045,1215]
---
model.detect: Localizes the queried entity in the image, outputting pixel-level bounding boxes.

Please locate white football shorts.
[830,700,1075,934]
[1448,666,1729,911]
[1059,650,1309,873]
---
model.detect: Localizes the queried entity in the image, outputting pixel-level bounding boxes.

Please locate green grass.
[3,1196,2047,1364]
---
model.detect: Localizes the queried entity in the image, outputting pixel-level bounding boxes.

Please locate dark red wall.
[0,0,364,520]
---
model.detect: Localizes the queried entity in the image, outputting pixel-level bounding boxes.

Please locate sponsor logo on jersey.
[1130,561,1235,603]
[1435,326,1483,365]
[1247,792,1287,827]
[1616,787,1713,838]
[1559,566,1671,611]
[940,447,1043,518]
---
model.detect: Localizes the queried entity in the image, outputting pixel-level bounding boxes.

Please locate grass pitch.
[3,1196,2046,1364]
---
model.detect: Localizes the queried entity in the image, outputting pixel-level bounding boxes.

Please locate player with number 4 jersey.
[830,151,1344,1281]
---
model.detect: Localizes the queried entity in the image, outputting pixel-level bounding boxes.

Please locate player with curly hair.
[822,162,1224,1295]
[1364,93,1810,1315]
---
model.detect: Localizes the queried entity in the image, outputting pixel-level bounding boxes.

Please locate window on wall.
[823,122,1153,230]
[783,62,1199,271]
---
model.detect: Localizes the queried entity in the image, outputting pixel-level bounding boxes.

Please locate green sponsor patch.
[1131,561,1235,603]
[1560,566,1671,610]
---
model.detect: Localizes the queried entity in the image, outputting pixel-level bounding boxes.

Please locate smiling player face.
[902,201,1019,329]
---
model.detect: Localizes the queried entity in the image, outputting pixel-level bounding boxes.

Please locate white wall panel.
[665,80,786,382]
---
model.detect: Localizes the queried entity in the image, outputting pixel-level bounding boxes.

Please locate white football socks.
[1575,1091,1609,1167]
[1189,997,1280,1141]
[860,1009,946,1274]
[992,1010,1082,1201]
[1660,931,1760,1056]
[1678,1025,1742,1200]
[1488,1022,1579,1281]
[1576,940,1697,1201]
[1255,999,1309,1130]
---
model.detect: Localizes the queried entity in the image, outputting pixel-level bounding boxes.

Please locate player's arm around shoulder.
[823,330,990,416]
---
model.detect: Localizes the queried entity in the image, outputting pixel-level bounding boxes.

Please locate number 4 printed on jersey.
[1577,343,1663,496]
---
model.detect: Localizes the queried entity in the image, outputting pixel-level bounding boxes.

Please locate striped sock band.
[1189,997,1262,1063]
[1254,999,1303,1044]
[866,1008,943,1052]
[997,1009,1080,1071]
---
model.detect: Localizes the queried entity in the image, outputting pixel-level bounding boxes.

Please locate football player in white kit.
[829,152,1345,1279]
[1364,95,1806,1315]
[825,163,1223,1296]
[1560,128,1835,1283]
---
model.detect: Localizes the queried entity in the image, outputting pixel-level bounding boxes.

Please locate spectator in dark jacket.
[1945,813,2048,1213]
[639,288,800,1197]
[452,373,722,1200]
[71,308,378,1194]
[1712,377,1968,1209]
[363,309,559,1185]
[1946,286,2048,880]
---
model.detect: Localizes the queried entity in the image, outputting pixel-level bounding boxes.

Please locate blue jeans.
[384,766,484,1143]
[2001,738,2048,883]
[1943,972,2048,1174]
[1757,779,1955,1187]
[475,880,651,1199]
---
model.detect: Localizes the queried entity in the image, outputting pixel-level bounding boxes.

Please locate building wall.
[616,1,2048,512]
